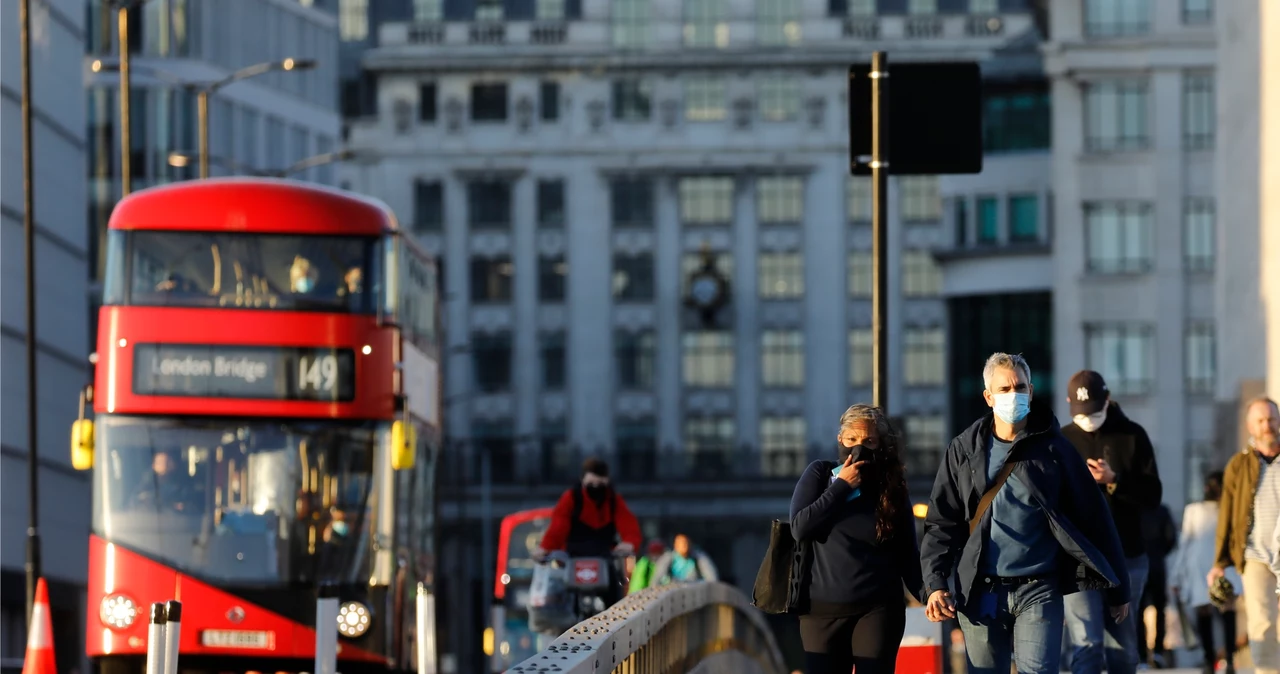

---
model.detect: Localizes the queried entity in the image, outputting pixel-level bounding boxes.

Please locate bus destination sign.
[133,344,356,401]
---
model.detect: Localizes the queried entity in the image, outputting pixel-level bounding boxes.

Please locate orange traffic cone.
[22,578,56,674]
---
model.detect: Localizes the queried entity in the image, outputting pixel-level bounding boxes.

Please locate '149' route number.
[298,353,338,393]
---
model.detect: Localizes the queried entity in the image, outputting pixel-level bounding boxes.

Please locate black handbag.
[752,518,807,614]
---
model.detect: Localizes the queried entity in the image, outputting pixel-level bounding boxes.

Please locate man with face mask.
[920,353,1131,674]
[1058,370,1163,674]
[535,458,643,606]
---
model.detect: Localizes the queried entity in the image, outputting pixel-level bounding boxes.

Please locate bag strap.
[968,448,1020,535]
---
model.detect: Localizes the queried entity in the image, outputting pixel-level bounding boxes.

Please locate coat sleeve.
[1110,424,1163,510]
[1057,439,1131,607]
[613,494,644,551]
[651,552,672,584]
[789,461,854,541]
[1213,456,1239,570]
[920,438,968,595]
[628,558,651,593]
[697,552,720,582]
[538,490,576,552]
[1270,515,1280,579]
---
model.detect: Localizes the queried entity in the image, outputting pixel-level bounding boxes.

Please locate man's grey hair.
[982,352,1032,391]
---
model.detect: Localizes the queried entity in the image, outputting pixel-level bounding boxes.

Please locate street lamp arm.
[208,58,318,94]
[276,150,357,177]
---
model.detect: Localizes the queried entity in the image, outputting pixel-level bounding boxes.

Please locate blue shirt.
[981,435,1057,576]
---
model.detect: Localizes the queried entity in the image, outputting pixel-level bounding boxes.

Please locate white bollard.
[162,601,181,674]
[416,583,437,674]
[145,603,167,674]
[315,586,339,674]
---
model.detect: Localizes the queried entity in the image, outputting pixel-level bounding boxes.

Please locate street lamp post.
[19,0,41,627]
[118,3,131,195]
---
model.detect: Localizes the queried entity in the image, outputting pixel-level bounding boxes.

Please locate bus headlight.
[100,594,139,630]
[337,601,371,638]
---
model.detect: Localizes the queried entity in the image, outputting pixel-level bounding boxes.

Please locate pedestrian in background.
[1059,370,1164,674]
[628,539,667,593]
[1171,471,1237,674]
[652,534,718,584]
[1138,504,1178,668]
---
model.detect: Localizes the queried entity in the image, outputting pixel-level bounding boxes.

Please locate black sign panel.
[848,61,983,176]
[133,344,356,402]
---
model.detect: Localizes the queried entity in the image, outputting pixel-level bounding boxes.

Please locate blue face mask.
[332,521,348,537]
[294,277,315,294]
[992,392,1031,424]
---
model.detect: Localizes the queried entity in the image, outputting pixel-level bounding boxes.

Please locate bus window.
[385,236,438,348]
[113,231,381,313]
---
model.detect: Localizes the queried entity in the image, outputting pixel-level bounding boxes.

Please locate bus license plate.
[200,630,273,650]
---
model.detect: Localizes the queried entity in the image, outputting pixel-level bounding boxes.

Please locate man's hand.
[837,455,868,489]
[614,542,635,557]
[1110,602,1130,623]
[1207,566,1225,587]
[533,546,548,561]
[925,590,956,622]
[1086,458,1117,485]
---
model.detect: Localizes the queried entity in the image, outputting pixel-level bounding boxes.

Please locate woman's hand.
[837,455,867,488]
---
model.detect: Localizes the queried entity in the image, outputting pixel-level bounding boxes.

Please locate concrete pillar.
[567,161,612,447]
[1262,0,1280,403]
[512,176,538,451]
[733,176,759,446]
[804,157,847,443]
[444,175,471,438]
[656,176,683,447]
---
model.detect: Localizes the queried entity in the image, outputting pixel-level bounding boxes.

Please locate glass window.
[685,76,727,121]
[613,0,649,48]
[983,90,1051,153]
[904,328,945,386]
[758,176,804,223]
[613,79,653,122]
[1186,442,1217,503]
[1085,202,1153,274]
[908,0,937,14]
[679,176,734,224]
[1008,194,1039,243]
[117,231,379,313]
[470,83,508,122]
[762,330,805,387]
[1183,0,1212,23]
[1185,322,1215,395]
[760,417,806,477]
[414,0,442,20]
[900,176,940,222]
[537,180,565,228]
[613,252,655,301]
[1084,0,1149,36]
[470,256,514,303]
[1183,72,1215,150]
[1086,324,1154,396]
[93,415,377,584]
[683,416,734,453]
[759,252,804,299]
[954,197,969,246]
[540,81,560,122]
[540,332,566,389]
[239,108,260,169]
[616,420,657,468]
[904,415,945,479]
[847,177,871,222]
[849,329,872,386]
[684,0,729,48]
[977,196,998,244]
[469,180,512,228]
[419,83,437,123]
[902,251,941,297]
[612,178,653,227]
[536,0,565,20]
[848,0,875,16]
[538,256,567,302]
[472,332,513,392]
[848,251,871,297]
[682,331,735,387]
[969,0,997,11]
[616,330,656,389]
[339,0,368,40]
[413,180,443,233]
[1184,198,1214,272]
[476,0,504,21]
[1085,80,1149,152]
[759,76,801,122]
[757,0,801,46]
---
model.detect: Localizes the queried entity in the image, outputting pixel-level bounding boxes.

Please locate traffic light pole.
[870,51,890,412]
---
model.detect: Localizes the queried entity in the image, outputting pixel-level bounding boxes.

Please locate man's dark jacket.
[1059,401,1164,559]
[920,403,1132,612]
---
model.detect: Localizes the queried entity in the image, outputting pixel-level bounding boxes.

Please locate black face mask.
[838,443,870,465]
[585,484,608,503]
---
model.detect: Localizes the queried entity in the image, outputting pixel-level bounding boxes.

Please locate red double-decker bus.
[72,178,442,674]
[487,509,553,673]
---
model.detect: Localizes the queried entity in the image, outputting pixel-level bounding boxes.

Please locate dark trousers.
[799,603,906,674]
[1196,605,1237,668]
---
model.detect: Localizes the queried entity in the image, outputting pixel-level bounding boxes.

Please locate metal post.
[118,4,132,196]
[19,0,41,629]
[480,444,493,626]
[145,603,167,674]
[870,51,890,412]
[197,90,210,179]
[315,585,339,674]
[162,601,181,674]
[416,583,437,674]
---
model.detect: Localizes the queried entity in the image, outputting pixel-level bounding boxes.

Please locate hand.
[1110,602,1130,623]
[614,542,635,556]
[533,546,548,561]
[1207,566,1225,587]
[837,455,868,489]
[1086,458,1117,485]
[925,590,957,622]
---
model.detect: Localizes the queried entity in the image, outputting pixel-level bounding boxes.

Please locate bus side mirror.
[391,420,416,471]
[71,419,95,471]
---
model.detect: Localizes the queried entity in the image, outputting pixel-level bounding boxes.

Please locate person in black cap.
[1060,370,1164,674]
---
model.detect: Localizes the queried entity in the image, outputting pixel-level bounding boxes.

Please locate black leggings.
[1196,605,1237,666]
[799,604,906,674]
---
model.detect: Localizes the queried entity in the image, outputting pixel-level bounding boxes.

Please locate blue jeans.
[958,577,1065,674]
[1064,554,1149,674]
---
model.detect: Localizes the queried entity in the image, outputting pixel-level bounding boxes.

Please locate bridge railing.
[507,582,788,674]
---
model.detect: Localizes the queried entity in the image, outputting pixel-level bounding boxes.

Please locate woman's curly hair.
[838,403,908,543]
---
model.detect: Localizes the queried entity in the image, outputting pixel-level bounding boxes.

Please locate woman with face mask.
[788,403,925,674]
